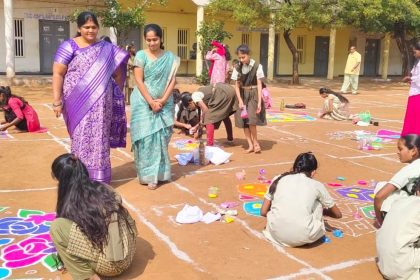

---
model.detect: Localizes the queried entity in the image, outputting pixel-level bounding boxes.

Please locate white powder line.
[266,126,395,159]
[47,131,70,152]
[268,257,375,280]
[335,153,398,161]
[43,103,53,110]
[343,159,394,175]
[0,187,57,193]
[0,138,68,142]
[190,161,294,174]
[171,182,331,280]
[116,147,134,160]
[122,198,206,273]
[110,177,137,183]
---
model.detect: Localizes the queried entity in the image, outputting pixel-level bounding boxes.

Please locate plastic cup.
[208,186,219,198]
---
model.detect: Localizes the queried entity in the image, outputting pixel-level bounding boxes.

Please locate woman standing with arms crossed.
[130,24,179,190]
[52,11,128,183]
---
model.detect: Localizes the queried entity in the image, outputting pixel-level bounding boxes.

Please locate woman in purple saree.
[52,12,128,183]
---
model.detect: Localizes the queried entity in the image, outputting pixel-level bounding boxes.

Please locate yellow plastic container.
[208,186,219,198]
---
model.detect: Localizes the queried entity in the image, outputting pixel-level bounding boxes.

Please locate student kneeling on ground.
[174,92,200,137]
[50,153,137,280]
[376,178,420,280]
[260,152,342,247]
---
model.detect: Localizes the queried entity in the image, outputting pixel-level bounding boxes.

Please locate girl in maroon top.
[0,86,41,132]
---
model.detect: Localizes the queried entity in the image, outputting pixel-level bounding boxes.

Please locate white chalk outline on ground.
[2,109,381,279]
[264,126,397,175]
[267,257,375,280]
[122,198,206,273]
[0,187,57,193]
[47,131,70,152]
[170,182,332,280]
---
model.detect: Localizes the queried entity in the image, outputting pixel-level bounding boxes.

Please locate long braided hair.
[0,86,27,106]
[319,87,349,104]
[268,152,318,195]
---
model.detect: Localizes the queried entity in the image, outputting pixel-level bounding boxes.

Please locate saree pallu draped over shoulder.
[55,40,129,183]
[130,50,180,185]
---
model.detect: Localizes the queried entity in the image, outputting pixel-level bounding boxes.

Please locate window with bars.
[297,36,305,64]
[177,29,189,59]
[14,19,24,57]
[241,33,251,46]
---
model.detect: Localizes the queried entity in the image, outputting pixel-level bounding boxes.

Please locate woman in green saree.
[130,24,179,190]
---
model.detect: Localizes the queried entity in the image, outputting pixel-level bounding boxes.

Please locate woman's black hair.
[180,92,193,108]
[400,134,420,153]
[52,153,132,252]
[172,89,182,104]
[319,87,349,104]
[224,44,231,61]
[236,44,250,55]
[414,41,420,51]
[100,35,112,43]
[268,152,318,195]
[144,24,164,50]
[410,177,420,195]
[0,86,26,106]
[75,11,99,37]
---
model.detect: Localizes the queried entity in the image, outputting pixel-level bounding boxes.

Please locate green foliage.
[195,20,233,55]
[195,69,210,85]
[195,20,232,79]
[68,0,167,42]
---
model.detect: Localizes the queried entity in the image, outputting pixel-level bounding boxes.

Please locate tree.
[342,0,420,76]
[195,20,233,84]
[209,0,336,84]
[69,0,167,44]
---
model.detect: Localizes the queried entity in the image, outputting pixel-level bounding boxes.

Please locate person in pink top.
[206,41,228,85]
[0,86,41,132]
[401,41,420,136]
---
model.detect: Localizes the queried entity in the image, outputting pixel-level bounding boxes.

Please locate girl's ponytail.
[269,152,318,195]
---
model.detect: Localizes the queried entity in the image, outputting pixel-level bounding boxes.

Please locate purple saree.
[54,39,128,183]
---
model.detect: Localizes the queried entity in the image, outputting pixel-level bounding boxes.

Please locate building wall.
[0,0,107,73]
[0,0,404,76]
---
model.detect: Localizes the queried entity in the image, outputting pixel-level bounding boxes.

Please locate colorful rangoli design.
[237,183,268,216]
[237,183,268,199]
[243,201,263,217]
[171,139,199,151]
[0,207,57,279]
[266,111,316,123]
[336,187,375,202]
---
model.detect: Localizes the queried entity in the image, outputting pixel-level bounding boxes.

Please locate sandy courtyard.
[0,78,409,279]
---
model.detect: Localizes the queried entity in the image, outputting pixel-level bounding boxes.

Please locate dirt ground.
[0,78,409,280]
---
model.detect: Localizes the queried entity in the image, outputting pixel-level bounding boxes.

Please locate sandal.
[147,183,159,190]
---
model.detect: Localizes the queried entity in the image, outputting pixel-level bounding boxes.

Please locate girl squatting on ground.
[50,153,137,280]
[0,86,41,132]
[260,152,342,247]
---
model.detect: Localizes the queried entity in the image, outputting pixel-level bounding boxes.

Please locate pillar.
[4,0,15,78]
[267,12,275,81]
[381,33,391,80]
[196,5,204,77]
[327,27,336,80]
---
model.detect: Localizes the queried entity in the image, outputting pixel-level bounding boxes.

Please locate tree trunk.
[283,29,299,84]
[394,22,411,76]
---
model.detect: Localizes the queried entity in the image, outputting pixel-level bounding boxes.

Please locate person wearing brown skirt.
[184,83,238,146]
[231,44,267,153]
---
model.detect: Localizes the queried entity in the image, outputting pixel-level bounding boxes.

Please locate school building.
[0,0,404,80]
